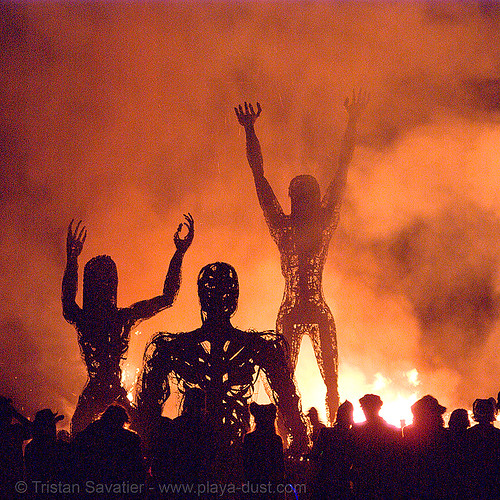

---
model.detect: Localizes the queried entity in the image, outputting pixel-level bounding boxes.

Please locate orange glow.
[121,363,140,404]
[295,336,420,427]
[7,2,500,425]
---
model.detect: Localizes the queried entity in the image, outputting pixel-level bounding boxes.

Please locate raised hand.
[234,102,262,128]
[67,219,87,260]
[174,213,194,253]
[344,89,369,121]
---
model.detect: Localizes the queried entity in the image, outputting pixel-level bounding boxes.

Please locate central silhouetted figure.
[63,215,194,435]
[235,93,367,421]
[243,402,284,500]
[351,394,401,499]
[137,262,308,485]
[71,404,145,490]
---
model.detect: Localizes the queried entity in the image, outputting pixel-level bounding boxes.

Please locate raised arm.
[62,219,86,324]
[323,90,369,224]
[125,214,194,325]
[235,102,286,233]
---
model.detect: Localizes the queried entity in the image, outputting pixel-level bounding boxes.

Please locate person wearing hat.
[25,409,66,483]
[70,404,145,489]
[402,395,449,499]
[466,398,500,499]
[351,394,402,499]
[0,397,32,496]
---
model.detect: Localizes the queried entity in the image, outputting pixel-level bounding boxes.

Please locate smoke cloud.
[2,2,500,423]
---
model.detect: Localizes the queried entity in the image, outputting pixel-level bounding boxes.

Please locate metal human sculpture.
[62,215,194,435]
[235,93,367,422]
[137,262,308,481]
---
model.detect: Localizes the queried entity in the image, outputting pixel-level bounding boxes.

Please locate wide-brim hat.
[34,409,64,424]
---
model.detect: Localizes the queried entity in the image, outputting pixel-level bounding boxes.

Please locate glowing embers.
[121,363,140,403]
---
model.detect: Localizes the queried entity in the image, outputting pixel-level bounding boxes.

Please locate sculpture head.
[288,175,321,216]
[198,262,239,321]
[83,255,118,312]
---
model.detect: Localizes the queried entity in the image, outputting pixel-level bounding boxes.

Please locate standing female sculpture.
[63,215,194,434]
[235,93,367,422]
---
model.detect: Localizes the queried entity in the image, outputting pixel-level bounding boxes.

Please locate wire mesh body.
[272,213,340,422]
[137,324,308,470]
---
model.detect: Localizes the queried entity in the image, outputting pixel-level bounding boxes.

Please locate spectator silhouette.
[0,397,31,497]
[449,408,470,436]
[447,408,470,498]
[310,400,354,500]
[25,409,65,484]
[351,394,401,499]
[466,398,500,499]
[150,388,208,499]
[306,407,325,445]
[63,216,194,435]
[403,395,450,500]
[242,402,284,500]
[71,404,145,496]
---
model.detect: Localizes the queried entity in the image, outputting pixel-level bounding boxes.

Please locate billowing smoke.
[374,202,500,405]
[2,2,500,423]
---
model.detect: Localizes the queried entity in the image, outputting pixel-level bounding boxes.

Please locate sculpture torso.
[272,212,335,321]
[150,325,280,444]
[74,308,132,381]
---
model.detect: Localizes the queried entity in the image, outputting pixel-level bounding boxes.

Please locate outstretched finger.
[244,102,249,113]
[77,225,86,242]
[256,102,262,117]
[67,219,75,237]
[184,213,194,226]
[249,103,255,115]
[81,229,87,246]
[73,220,82,239]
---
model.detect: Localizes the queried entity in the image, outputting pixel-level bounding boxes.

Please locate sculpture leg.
[310,317,339,425]
[275,314,303,446]
[71,379,109,435]
[277,313,302,372]
[71,377,132,435]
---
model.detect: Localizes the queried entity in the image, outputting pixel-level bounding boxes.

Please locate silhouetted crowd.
[2,392,500,499]
[309,394,500,500]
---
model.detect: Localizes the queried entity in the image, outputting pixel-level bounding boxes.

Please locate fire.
[121,363,140,404]
[295,336,421,428]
